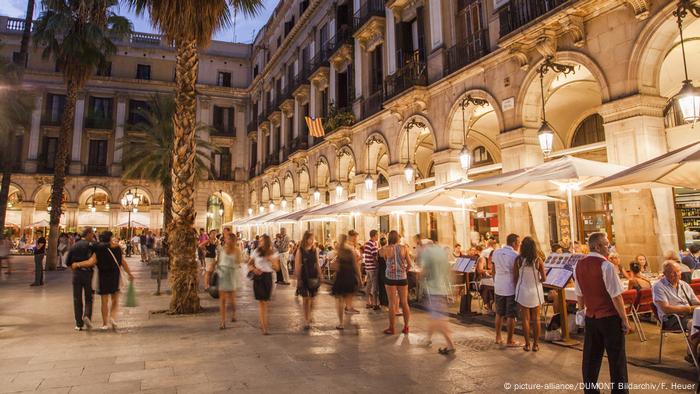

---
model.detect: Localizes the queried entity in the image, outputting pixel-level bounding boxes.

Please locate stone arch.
[31,184,70,204]
[77,185,112,207]
[567,110,605,148]
[261,184,270,202]
[396,115,437,181]
[117,186,153,207]
[7,183,26,204]
[282,171,295,196]
[444,88,505,158]
[315,155,331,187]
[297,165,310,193]
[249,189,258,211]
[271,179,282,200]
[364,131,390,175]
[336,145,357,182]
[517,51,609,152]
[628,2,699,96]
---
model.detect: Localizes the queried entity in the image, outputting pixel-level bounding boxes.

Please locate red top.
[575,255,618,319]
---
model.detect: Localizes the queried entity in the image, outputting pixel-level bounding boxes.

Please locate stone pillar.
[354,173,378,240]
[432,149,467,248]
[600,95,677,270]
[25,94,44,172]
[293,99,300,138]
[329,64,337,106]
[111,94,127,176]
[388,163,417,241]
[428,0,443,50]
[385,7,397,75]
[497,128,548,249]
[353,40,363,99]
[69,94,86,175]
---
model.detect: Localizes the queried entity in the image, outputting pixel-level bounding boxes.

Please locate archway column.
[353,173,378,240]
[496,128,549,251]
[387,163,417,241]
[432,148,468,248]
[599,94,678,270]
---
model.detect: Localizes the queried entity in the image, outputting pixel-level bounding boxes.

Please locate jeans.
[582,315,629,394]
[72,270,93,328]
[33,253,44,284]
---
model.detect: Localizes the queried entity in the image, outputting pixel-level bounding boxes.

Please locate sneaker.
[74,326,82,331]
[83,316,93,330]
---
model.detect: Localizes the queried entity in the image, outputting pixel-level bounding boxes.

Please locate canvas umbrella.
[584,140,700,192]
[451,156,627,243]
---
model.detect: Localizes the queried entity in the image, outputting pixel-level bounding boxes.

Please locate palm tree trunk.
[17,0,34,67]
[161,183,173,256]
[46,79,77,270]
[0,164,11,233]
[168,38,201,314]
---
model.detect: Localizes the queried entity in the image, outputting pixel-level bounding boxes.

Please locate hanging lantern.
[218,207,224,216]
[313,188,320,203]
[125,189,134,204]
[538,121,555,156]
[403,162,414,183]
[295,193,302,207]
[269,201,275,211]
[673,80,700,124]
[248,207,253,215]
[281,197,287,209]
[459,145,472,171]
[364,173,374,191]
[335,182,343,198]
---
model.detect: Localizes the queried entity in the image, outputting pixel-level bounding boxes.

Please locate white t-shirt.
[492,245,518,296]
[253,250,278,273]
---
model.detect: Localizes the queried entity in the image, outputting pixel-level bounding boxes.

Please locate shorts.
[253,272,273,301]
[495,294,518,319]
[662,315,692,332]
[205,257,216,272]
[365,270,378,295]
[385,278,408,286]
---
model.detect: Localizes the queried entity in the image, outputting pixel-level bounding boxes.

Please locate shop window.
[571,114,605,147]
[576,193,614,244]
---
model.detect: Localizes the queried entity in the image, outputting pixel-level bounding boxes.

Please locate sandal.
[401,326,409,334]
[438,347,456,355]
[523,344,531,352]
[383,328,395,335]
[532,344,539,352]
[219,323,226,330]
[336,325,344,330]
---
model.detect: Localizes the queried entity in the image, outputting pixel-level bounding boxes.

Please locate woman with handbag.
[215,233,243,329]
[513,236,547,352]
[247,234,279,335]
[295,231,321,330]
[93,231,134,331]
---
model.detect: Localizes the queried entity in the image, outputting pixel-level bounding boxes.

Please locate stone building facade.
[1,0,699,269]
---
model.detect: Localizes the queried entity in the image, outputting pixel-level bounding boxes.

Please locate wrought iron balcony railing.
[497,0,570,37]
[352,0,385,33]
[444,28,490,76]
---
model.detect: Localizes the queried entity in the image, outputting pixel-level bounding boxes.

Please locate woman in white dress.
[513,236,546,352]
[215,233,243,329]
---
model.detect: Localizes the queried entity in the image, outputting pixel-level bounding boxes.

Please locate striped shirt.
[363,240,378,271]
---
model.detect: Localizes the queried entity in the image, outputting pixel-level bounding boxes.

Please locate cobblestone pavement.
[0,256,695,393]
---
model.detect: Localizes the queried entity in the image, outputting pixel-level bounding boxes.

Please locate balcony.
[384,54,428,102]
[212,171,233,181]
[4,17,27,33]
[130,32,162,46]
[328,26,354,68]
[86,165,108,176]
[352,0,385,34]
[248,165,258,179]
[497,0,570,38]
[84,116,114,130]
[361,90,383,120]
[212,124,236,136]
[247,120,258,135]
[289,136,308,155]
[263,154,280,171]
[309,47,330,75]
[444,28,490,76]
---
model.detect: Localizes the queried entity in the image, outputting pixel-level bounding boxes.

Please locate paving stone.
[67,381,142,394]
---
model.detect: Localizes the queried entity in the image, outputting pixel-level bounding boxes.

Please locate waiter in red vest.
[574,232,629,394]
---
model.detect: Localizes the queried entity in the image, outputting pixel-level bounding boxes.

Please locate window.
[571,114,605,147]
[128,100,150,126]
[136,64,151,80]
[370,44,383,94]
[96,61,112,77]
[253,65,259,79]
[212,147,232,180]
[40,137,58,171]
[86,97,113,129]
[217,71,232,87]
[319,23,329,49]
[320,89,328,119]
[472,146,493,166]
[212,106,235,135]
[87,140,108,175]
[44,94,66,124]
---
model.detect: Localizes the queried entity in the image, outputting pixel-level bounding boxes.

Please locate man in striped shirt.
[363,230,380,310]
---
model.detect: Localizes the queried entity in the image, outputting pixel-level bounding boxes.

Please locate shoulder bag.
[107,248,129,290]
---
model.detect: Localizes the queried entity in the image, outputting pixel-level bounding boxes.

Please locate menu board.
[453,257,476,273]
[543,253,585,288]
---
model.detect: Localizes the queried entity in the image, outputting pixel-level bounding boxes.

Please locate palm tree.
[0,58,35,232]
[16,0,36,67]
[117,94,218,234]
[33,0,131,269]
[127,0,263,313]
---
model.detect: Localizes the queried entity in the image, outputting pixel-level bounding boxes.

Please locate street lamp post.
[121,189,140,257]
[458,95,489,174]
[403,119,425,183]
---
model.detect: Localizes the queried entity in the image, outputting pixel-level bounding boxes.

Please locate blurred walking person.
[200,229,219,291]
[363,230,380,310]
[30,230,46,286]
[331,234,361,330]
[295,231,322,329]
[248,234,279,335]
[379,230,412,335]
[215,233,243,329]
[514,236,546,352]
[421,243,455,355]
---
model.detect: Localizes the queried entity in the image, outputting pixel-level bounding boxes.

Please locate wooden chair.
[650,303,698,370]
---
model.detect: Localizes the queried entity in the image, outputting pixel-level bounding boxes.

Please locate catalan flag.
[305,116,325,138]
